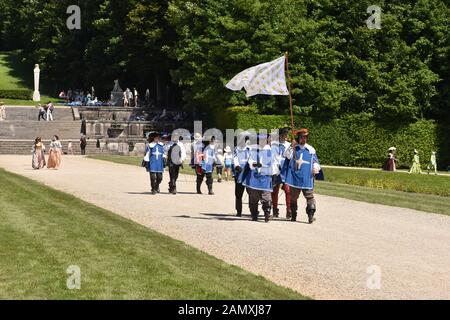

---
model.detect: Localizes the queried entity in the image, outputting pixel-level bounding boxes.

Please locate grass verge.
[323,167,450,197]
[315,181,449,216]
[0,168,306,299]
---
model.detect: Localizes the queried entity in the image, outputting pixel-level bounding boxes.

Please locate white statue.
[33,64,41,102]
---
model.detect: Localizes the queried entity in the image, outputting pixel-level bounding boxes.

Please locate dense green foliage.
[0,89,32,100]
[221,107,445,168]
[0,0,448,122]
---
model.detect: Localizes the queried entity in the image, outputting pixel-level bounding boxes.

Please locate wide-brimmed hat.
[388,147,396,151]
[293,128,309,136]
[146,131,160,140]
[279,127,290,135]
[224,146,232,153]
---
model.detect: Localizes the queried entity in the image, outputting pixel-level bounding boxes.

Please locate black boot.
[196,182,202,194]
[208,185,214,195]
[264,210,272,223]
[291,202,298,222]
[306,203,316,224]
[251,211,259,221]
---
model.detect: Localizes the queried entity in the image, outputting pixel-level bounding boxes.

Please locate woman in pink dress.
[47,135,63,169]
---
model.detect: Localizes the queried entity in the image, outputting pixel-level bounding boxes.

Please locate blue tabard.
[242,146,274,192]
[284,145,319,190]
[271,141,290,184]
[201,145,216,173]
[232,146,251,182]
[147,142,165,173]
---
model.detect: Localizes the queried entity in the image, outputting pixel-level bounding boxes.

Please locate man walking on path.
[167,133,186,195]
[271,127,292,219]
[197,136,217,195]
[242,133,278,222]
[146,132,165,194]
[232,134,251,217]
[284,128,321,223]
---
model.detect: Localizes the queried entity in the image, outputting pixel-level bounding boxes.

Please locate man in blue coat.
[271,127,292,219]
[284,128,321,223]
[197,136,218,195]
[146,132,165,194]
[242,134,278,222]
[232,134,251,217]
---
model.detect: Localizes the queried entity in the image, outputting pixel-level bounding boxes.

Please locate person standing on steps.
[37,104,46,121]
[46,101,54,121]
[284,128,321,224]
[67,140,74,155]
[167,133,186,195]
[80,134,87,155]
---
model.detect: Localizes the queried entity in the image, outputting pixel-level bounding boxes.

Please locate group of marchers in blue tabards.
[143,127,322,224]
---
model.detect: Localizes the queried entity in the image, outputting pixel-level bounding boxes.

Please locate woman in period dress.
[382,147,397,171]
[32,137,46,169]
[409,149,421,174]
[47,135,63,169]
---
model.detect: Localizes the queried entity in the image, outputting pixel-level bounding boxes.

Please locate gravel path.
[1,155,449,300]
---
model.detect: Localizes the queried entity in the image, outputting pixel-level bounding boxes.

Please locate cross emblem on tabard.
[154,147,161,160]
[295,153,310,171]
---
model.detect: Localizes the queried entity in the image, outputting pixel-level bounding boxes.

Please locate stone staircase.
[3,106,75,121]
[0,106,87,154]
[0,105,146,155]
[0,121,82,140]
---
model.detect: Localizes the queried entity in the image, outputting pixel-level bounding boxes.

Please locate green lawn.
[0,168,306,299]
[88,155,450,216]
[0,51,59,105]
[0,52,29,90]
[323,168,450,197]
[315,182,449,216]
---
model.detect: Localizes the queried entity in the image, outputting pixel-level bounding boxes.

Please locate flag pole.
[285,51,297,161]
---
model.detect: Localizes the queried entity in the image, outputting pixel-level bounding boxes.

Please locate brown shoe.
[286,211,292,220]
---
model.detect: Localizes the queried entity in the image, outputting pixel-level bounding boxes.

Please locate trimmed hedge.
[219,107,446,169]
[0,89,32,100]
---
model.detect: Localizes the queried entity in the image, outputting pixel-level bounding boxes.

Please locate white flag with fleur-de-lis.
[226,56,289,97]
